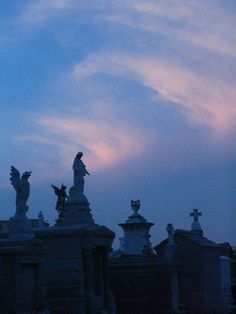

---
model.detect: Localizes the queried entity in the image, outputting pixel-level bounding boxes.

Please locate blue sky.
[0,0,235,247]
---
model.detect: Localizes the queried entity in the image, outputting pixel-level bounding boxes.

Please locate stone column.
[171,272,179,312]
[82,246,96,314]
[97,248,104,296]
[103,246,117,314]
[83,247,92,292]
[103,247,109,290]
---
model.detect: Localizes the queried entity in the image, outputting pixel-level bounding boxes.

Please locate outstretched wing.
[21,171,32,180]
[10,166,21,189]
[61,184,69,198]
[51,185,60,196]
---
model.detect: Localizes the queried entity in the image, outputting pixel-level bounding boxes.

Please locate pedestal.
[55,201,94,226]
[8,212,34,240]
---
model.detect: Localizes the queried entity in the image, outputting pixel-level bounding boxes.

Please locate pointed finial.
[38,210,44,220]
[38,211,45,228]
[166,223,174,245]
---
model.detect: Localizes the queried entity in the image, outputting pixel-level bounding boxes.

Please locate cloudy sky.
[0,0,235,247]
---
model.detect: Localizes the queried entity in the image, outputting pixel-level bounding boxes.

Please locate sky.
[0,0,235,247]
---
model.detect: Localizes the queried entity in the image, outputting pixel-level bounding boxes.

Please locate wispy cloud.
[15,0,236,59]
[20,0,72,25]
[2,0,236,175]
[103,0,236,58]
[17,109,153,173]
[72,53,236,133]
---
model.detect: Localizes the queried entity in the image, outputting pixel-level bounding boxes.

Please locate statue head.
[75,152,83,159]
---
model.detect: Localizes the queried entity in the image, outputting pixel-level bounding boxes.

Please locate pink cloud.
[72,53,236,134]
[18,112,153,174]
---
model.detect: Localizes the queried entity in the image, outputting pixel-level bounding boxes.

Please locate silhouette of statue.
[72,152,89,194]
[10,166,32,214]
[51,184,68,213]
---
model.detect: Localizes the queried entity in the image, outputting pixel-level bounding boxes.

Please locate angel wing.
[21,171,32,180]
[51,184,60,196]
[61,184,68,198]
[10,166,21,190]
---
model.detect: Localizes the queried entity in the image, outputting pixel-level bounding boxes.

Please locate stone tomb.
[110,201,179,314]
[155,209,231,312]
[36,225,114,313]
[0,152,115,314]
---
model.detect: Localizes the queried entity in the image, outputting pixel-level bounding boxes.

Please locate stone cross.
[190,208,203,234]
[190,208,202,222]
[166,223,174,245]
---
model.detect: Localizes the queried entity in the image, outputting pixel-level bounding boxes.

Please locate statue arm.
[82,162,89,175]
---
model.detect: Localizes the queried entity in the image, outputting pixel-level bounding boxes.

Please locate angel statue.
[10,166,32,214]
[51,184,68,213]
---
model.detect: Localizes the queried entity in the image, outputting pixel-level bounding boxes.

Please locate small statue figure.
[10,166,32,214]
[72,152,90,194]
[51,184,68,213]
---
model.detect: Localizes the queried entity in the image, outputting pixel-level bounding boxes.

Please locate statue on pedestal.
[9,166,33,237]
[55,152,94,225]
[10,166,32,215]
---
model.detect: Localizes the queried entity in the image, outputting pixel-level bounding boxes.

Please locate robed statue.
[51,184,68,213]
[68,152,90,203]
[72,152,89,194]
[10,166,32,214]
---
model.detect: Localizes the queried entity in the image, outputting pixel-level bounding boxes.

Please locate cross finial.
[190,208,202,222]
[190,208,203,235]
